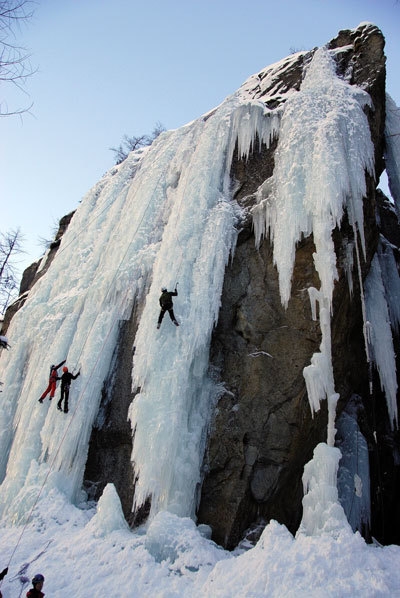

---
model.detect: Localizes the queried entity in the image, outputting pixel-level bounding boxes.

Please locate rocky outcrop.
[1,211,75,335]
[198,232,326,547]
[197,23,400,549]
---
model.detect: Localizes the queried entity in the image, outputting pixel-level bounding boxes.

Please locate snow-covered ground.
[1,450,400,597]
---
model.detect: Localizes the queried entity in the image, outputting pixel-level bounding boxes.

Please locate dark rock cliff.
[1,211,75,335]
[197,23,400,549]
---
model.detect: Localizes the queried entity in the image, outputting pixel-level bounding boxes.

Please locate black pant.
[158,307,176,324]
[58,385,70,413]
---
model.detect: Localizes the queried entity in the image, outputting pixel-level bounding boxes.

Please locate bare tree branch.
[110,122,166,164]
[0,228,25,314]
[0,0,36,116]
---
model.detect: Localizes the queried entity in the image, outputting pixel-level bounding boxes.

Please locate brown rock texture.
[197,23,400,548]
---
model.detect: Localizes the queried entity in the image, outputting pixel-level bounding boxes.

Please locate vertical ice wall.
[127,106,239,518]
[0,131,196,520]
[361,93,400,428]
[336,405,371,535]
[365,253,398,427]
[377,237,400,334]
[385,94,400,217]
[250,47,375,442]
[129,99,280,519]
[252,48,374,307]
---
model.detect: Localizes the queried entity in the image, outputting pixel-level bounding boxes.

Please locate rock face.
[197,234,325,547]
[1,211,75,335]
[197,23,400,549]
[8,24,400,549]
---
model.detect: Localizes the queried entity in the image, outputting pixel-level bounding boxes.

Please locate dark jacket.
[26,589,44,598]
[58,371,80,388]
[159,289,177,309]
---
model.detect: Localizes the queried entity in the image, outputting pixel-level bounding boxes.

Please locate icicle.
[307,287,319,320]
[343,238,355,297]
[251,47,374,308]
[327,393,339,447]
[364,254,398,428]
[227,101,280,170]
[352,223,373,402]
[251,178,275,250]
[302,289,339,445]
[384,94,400,216]
[249,48,376,448]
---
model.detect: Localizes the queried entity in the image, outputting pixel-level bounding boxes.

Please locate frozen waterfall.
[0,75,281,522]
[0,42,398,535]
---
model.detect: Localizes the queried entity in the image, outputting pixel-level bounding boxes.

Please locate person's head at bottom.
[30,574,44,593]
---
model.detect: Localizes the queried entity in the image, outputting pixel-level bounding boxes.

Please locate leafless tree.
[0,228,24,314]
[0,0,36,116]
[110,121,166,164]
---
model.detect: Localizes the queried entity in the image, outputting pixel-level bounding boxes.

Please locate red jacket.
[48,360,66,382]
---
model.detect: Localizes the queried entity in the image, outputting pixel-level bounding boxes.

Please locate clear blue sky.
[2,0,400,277]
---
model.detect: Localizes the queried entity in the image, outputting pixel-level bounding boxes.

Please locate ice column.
[297,442,352,537]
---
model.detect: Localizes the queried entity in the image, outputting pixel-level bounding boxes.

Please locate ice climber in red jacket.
[38,360,66,403]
